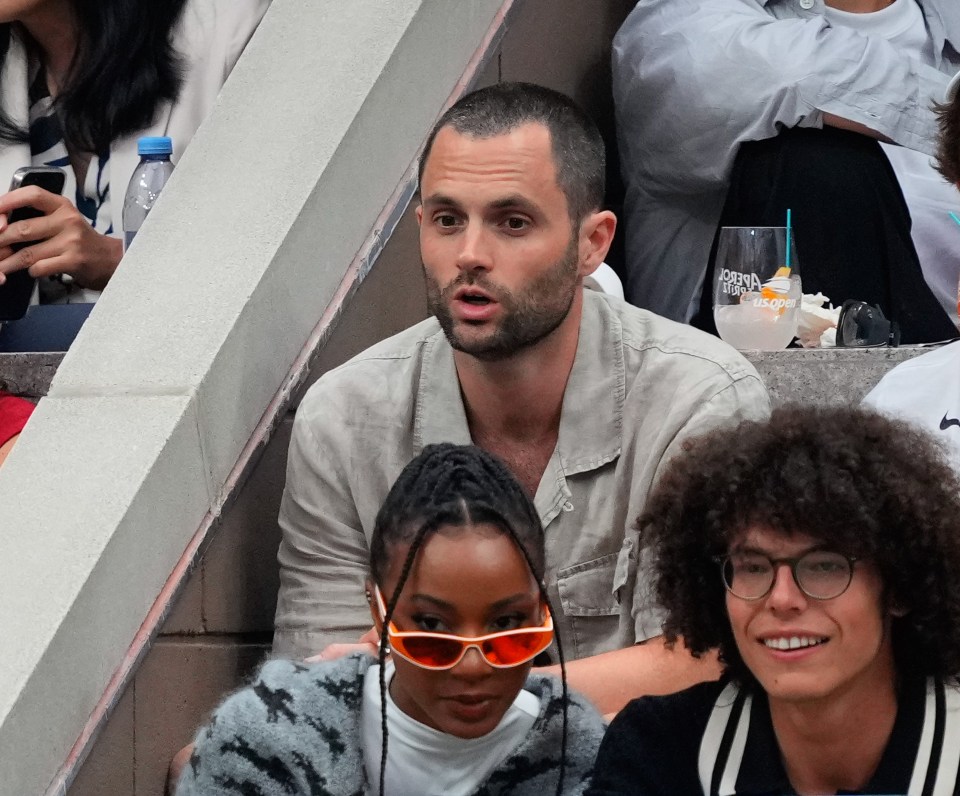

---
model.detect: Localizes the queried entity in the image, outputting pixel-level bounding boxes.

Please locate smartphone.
[0,166,67,322]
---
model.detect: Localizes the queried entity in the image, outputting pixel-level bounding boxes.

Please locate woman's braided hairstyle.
[369,443,568,796]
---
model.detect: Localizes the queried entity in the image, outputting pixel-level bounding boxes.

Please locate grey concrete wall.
[746,347,930,406]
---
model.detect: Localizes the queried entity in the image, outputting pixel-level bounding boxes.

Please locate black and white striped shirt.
[589,674,960,795]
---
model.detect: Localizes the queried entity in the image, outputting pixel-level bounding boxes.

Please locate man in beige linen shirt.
[274,83,771,714]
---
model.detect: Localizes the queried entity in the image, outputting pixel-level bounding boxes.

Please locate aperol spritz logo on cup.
[718,267,762,297]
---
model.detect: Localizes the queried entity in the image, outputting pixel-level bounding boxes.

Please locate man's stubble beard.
[424,236,581,362]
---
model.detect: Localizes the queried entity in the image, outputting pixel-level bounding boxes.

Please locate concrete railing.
[746,347,928,406]
[0,1,510,793]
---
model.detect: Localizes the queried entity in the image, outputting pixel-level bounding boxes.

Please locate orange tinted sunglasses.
[374,586,554,670]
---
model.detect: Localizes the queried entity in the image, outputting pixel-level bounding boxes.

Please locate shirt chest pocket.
[557,553,620,617]
[556,547,637,657]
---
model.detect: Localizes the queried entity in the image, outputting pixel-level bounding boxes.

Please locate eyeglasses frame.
[715,551,860,602]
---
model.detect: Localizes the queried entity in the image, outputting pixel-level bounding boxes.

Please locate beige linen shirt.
[274,291,770,659]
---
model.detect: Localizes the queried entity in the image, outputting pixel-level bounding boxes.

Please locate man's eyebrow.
[489,194,541,214]
[421,193,543,214]
[421,193,462,209]
[732,543,830,557]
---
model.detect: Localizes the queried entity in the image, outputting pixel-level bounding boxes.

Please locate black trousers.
[693,127,959,345]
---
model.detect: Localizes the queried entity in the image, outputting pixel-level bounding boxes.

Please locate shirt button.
[799,0,814,8]
[562,501,574,512]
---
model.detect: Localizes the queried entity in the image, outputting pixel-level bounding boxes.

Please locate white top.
[862,341,960,473]
[826,0,960,320]
[360,662,540,796]
[823,0,933,57]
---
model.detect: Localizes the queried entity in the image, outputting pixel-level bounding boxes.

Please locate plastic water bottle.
[122,136,175,251]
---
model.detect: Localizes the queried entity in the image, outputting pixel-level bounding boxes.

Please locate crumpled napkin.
[796,293,840,348]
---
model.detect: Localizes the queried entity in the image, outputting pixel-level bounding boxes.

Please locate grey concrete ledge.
[744,346,930,406]
[0,353,63,397]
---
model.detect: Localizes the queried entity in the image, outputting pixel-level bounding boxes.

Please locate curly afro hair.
[641,404,960,685]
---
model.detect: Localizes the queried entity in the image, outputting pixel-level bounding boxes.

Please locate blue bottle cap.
[137,136,173,156]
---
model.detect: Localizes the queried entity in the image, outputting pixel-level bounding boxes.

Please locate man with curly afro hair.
[588,406,960,796]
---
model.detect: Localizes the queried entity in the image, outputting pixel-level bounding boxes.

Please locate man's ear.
[415,203,424,227]
[367,579,384,633]
[578,209,617,279]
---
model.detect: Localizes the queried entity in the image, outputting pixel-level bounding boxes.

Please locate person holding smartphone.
[0,0,268,304]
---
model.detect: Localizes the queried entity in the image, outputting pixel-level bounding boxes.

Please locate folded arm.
[613,0,949,194]
[273,410,373,658]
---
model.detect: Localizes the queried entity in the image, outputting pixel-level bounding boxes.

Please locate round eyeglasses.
[718,550,859,601]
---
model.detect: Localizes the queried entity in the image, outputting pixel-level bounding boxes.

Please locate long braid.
[497,519,569,796]
[377,520,435,796]
[370,443,568,796]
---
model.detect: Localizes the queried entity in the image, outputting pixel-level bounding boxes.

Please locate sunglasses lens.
[392,627,554,668]
[397,635,465,667]
[481,629,553,665]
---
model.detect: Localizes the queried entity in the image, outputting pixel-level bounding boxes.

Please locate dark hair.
[370,443,568,796]
[0,0,189,153]
[418,82,606,223]
[641,405,960,686]
[936,93,960,186]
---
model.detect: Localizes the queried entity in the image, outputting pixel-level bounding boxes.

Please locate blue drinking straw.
[950,211,960,227]
[785,208,793,272]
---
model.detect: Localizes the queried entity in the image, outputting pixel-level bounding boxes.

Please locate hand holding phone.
[0,165,123,316]
[0,167,66,321]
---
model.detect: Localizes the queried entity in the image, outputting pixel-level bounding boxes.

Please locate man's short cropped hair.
[640,405,960,686]
[418,82,606,223]
[935,91,960,185]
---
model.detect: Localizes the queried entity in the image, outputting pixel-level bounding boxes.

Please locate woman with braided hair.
[177,443,605,796]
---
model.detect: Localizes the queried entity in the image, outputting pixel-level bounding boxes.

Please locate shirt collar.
[556,290,623,474]
[413,290,624,473]
[414,330,472,451]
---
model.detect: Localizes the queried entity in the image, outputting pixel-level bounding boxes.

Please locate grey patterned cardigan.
[176,653,606,796]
